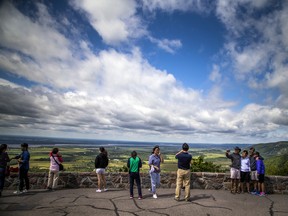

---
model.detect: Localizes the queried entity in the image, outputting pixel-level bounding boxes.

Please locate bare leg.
[235,179,240,193]
[97,173,102,190]
[246,182,250,193]
[101,174,106,189]
[231,179,235,193]
[261,183,265,193]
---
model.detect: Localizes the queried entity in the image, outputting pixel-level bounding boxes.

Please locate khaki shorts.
[230,167,240,179]
[250,171,258,181]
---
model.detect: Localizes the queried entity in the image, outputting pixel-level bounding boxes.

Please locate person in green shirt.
[127,151,142,199]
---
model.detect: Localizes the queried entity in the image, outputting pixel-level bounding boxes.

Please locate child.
[14,143,30,194]
[226,146,241,194]
[127,151,143,199]
[240,150,250,193]
[255,152,266,196]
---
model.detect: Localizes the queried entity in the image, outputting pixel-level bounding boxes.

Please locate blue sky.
[0,0,287,144]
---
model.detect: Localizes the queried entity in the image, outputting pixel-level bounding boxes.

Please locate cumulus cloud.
[70,0,146,45]
[0,0,287,143]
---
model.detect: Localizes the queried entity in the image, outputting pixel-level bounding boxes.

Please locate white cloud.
[148,36,182,54]
[209,64,222,82]
[142,0,213,13]
[0,0,287,143]
[71,0,146,45]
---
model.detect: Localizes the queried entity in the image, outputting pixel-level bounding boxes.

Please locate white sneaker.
[23,189,28,193]
[103,188,108,192]
[13,191,23,194]
[153,194,158,199]
[96,189,102,193]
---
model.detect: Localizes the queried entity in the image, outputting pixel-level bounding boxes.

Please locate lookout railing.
[4,172,288,194]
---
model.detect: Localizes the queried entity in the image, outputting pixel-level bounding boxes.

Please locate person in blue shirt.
[14,143,30,194]
[175,143,192,201]
[255,152,266,196]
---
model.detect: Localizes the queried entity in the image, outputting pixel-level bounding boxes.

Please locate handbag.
[52,155,64,171]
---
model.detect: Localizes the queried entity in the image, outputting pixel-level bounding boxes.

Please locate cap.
[234,146,241,151]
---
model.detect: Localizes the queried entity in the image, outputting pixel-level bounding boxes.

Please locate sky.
[0,0,287,144]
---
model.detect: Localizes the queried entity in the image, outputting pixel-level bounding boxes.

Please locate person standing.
[174,143,192,202]
[255,152,266,196]
[240,150,250,193]
[95,147,109,192]
[47,148,63,191]
[0,144,10,196]
[127,151,143,200]
[226,146,241,194]
[14,143,30,194]
[148,145,164,199]
[249,147,258,194]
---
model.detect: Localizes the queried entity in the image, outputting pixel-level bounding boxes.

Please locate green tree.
[191,155,222,172]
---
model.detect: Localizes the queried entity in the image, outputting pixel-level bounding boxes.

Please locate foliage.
[191,155,222,172]
[265,153,288,176]
[118,165,129,172]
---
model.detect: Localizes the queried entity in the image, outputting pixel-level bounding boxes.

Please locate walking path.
[0,188,287,216]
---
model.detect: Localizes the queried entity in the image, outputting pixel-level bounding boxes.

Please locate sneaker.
[23,189,28,193]
[174,197,180,201]
[259,192,266,196]
[96,189,102,193]
[153,194,157,199]
[185,198,190,202]
[103,188,108,192]
[130,195,134,199]
[13,191,23,194]
[138,196,143,200]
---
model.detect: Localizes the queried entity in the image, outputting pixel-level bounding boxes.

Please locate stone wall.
[4,172,288,194]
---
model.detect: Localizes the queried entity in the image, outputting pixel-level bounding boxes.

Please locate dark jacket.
[95,153,109,169]
[249,155,256,171]
[0,152,10,168]
[226,153,241,169]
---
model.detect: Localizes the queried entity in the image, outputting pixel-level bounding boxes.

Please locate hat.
[234,146,241,151]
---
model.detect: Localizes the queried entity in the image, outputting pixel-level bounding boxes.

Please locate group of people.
[95,143,193,201]
[226,146,266,196]
[0,143,30,196]
[0,142,266,200]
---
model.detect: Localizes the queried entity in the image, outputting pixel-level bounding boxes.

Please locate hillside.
[253,141,288,176]
[252,141,288,157]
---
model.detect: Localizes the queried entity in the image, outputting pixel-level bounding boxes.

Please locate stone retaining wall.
[4,172,288,194]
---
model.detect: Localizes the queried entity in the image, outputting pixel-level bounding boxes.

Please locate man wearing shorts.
[226,146,241,194]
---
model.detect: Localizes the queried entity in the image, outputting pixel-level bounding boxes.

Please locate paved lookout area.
[0,189,287,216]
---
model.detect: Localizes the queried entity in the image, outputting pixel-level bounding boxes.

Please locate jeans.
[175,169,191,199]
[129,172,142,197]
[19,168,29,191]
[150,172,160,194]
[0,167,6,191]
[47,170,59,189]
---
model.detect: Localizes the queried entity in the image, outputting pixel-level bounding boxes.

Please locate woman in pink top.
[47,148,63,190]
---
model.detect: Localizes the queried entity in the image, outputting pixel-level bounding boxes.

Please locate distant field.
[3,136,287,175]
[6,145,231,173]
